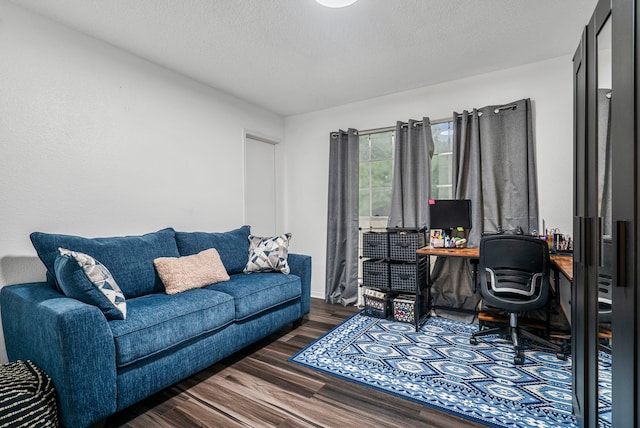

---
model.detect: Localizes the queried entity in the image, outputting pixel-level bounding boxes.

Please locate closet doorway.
[244,133,279,237]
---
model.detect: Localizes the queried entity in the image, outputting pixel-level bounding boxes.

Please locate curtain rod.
[336,104,516,137]
[358,117,452,136]
[455,103,517,118]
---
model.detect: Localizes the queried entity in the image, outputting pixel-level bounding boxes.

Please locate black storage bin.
[362,232,388,259]
[362,259,390,289]
[363,290,395,318]
[390,259,427,293]
[389,231,426,261]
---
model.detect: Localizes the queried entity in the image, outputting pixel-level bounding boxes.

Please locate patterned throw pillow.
[154,248,230,294]
[243,234,292,274]
[55,248,127,320]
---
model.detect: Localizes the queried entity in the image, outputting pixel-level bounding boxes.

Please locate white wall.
[0,1,284,362]
[284,56,574,299]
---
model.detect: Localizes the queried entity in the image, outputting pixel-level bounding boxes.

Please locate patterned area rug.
[290,313,612,428]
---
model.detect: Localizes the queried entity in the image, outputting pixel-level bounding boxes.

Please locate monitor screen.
[429,199,472,230]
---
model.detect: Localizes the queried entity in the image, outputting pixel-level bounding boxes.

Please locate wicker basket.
[390,260,427,293]
[362,232,388,259]
[362,260,390,289]
[389,231,426,261]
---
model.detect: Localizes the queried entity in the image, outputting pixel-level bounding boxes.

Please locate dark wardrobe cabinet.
[573,0,638,426]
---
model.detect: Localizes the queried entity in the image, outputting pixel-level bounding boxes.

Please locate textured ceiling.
[11,0,597,116]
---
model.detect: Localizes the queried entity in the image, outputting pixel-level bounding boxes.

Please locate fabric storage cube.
[393,295,416,323]
[363,288,395,318]
[362,260,390,289]
[390,260,427,293]
[389,231,426,261]
[362,232,388,259]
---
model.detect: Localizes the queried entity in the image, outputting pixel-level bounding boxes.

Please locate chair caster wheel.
[469,337,478,345]
[556,352,567,361]
[514,355,524,365]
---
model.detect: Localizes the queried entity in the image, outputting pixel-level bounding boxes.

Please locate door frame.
[242,130,282,236]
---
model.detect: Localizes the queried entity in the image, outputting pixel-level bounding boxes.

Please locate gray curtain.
[325,128,359,306]
[479,99,538,235]
[431,99,538,321]
[387,118,434,229]
[430,110,482,321]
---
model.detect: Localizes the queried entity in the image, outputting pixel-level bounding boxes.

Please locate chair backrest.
[479,234,550,312]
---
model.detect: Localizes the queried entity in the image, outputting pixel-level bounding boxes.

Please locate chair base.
[470,313,568,365]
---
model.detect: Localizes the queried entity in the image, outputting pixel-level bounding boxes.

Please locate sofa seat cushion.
[109,289,234,368]
[31,228,180,298]
[207,273,301,321]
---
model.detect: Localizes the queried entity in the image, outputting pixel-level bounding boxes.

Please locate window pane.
[359,163,370,189]
[370,160,392,187]
[359,191,371,217]
[432,153,452,186]
[359,137,370,162]
[432,185,453,200]
[431,122,453,155]
[372,188,391,216]
[370,132,393,160]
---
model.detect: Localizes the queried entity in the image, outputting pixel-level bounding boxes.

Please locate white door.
[245,135,277,237]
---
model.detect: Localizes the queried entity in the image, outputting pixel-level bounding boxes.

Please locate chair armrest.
[1,282,117,427]
[287,254,311,315]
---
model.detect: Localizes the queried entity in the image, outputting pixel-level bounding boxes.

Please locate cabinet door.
[573,24,600,427]
[610,0,638,425]
[575,0,639,425]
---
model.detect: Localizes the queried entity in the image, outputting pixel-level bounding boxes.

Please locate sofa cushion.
[207,272,301,320]
[30,228,180,298]
[109,289,234,368]
[154,248,230,295]
[55,249,127,320]
[175,226,250,274]
[244,234,292,274]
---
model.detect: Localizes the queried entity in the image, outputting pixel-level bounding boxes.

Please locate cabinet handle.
[616,220,627,287]
[574,216,583,264]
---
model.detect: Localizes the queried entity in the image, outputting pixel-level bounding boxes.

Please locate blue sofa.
[0,226,311,427]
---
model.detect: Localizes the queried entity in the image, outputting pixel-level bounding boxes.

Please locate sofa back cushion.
[175,226,250,274]
[30,228,180,298]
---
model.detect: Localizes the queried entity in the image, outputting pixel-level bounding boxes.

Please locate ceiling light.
[315,0,358,8]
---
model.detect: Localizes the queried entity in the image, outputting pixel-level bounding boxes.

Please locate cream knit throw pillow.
[154,248,230,294]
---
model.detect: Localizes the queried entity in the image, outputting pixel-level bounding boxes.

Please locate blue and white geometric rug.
[290,313,612,428]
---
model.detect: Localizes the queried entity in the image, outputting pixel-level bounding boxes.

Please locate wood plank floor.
[105,299,487,428]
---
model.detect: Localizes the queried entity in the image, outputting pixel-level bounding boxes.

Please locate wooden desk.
[550,255,573,281]
[416,246,480,259]
[416,246,573,331]
[417,246,481,317]
[416,246,573,280]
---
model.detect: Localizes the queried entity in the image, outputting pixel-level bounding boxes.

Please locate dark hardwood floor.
[105,298,487,428]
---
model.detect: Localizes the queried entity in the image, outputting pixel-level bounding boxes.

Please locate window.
[430,121,454,199]
[359,131,394,231]
[358,120,454,230]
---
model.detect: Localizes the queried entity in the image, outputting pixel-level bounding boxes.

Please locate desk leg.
[416,254,432,332]
[470,259,479,293]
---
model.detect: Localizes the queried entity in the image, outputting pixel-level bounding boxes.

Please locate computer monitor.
[428,199,472,230]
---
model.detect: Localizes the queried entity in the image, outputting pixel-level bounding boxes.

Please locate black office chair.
[469,234,566,365]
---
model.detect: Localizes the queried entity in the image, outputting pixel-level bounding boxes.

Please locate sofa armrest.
[1,282,117,427]
[287,254,311,315]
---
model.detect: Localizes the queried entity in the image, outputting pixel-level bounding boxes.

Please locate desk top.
[416,246,480,258]
[550,255,573,281]
[415,246,573,281]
